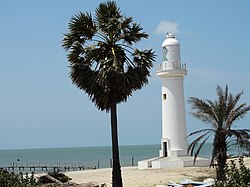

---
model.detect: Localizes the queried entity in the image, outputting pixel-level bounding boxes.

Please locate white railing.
[157,61,186,71]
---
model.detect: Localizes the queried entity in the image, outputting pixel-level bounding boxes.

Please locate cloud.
[155,20,180,35]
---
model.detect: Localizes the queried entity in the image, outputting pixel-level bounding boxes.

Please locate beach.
[65,166,215,186]
[63,157,250,187]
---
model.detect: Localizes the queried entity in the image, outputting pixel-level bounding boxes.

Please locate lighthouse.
[138,33,210,169]
[157,33,188,158]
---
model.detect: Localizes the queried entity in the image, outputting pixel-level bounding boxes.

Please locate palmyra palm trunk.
[110,101,123,187]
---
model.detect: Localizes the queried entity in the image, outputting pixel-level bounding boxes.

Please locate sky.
[0,0,249,150]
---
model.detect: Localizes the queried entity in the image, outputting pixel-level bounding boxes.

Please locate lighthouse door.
[163,142,168,157]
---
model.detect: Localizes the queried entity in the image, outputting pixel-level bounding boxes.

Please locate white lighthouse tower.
[157,33,188,158]
[138,33,210,169]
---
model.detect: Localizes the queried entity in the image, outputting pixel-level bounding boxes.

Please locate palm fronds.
[62,0,155,112]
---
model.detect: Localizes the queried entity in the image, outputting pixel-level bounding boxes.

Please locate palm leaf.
[187,129,213,156]
[193,135,212,165]
[188,97,218,126]
[228,129,250,151]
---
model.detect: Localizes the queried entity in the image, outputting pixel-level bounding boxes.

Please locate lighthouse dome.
[162,33,180,47]
[162,33,181,63]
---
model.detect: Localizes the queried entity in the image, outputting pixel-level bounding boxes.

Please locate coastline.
[61,157,250,187]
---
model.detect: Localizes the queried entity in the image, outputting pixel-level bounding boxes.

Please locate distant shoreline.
[0,144,162,151]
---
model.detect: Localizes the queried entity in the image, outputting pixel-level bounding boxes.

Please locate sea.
[0,143,243,173]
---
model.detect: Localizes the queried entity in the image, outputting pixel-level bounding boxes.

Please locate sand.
[64,157,250,187]
[66,166,215,187]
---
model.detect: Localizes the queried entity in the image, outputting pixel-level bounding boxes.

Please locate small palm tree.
[62,1,155,186]
[187,85,250,181]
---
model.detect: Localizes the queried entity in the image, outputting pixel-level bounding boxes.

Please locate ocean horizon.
[0,143,243,173]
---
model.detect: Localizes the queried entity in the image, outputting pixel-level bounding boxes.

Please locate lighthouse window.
[163,94,167,100]
[162,47,168,61]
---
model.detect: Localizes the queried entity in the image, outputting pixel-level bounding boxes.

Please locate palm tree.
[62,1,155,186]
[187,85,250,181]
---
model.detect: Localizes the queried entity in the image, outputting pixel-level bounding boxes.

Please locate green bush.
[0,169,36,187]
[215,157,250,187]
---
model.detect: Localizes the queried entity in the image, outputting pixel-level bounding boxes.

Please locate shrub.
[0,169,36,187]
[215,157,250,187]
